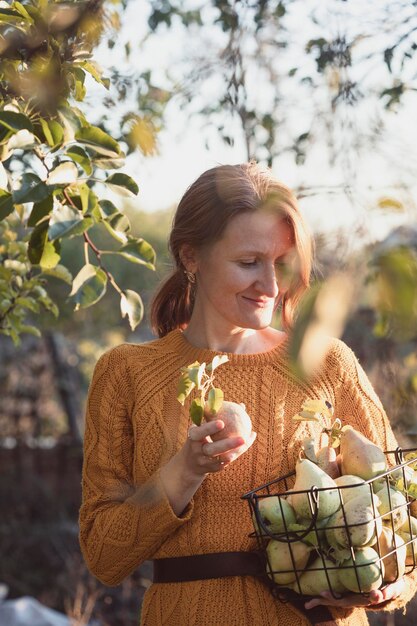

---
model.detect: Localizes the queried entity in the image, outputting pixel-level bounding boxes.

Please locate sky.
[90,0,417,249]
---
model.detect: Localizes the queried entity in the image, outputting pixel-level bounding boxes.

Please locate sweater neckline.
[164,328,289,366]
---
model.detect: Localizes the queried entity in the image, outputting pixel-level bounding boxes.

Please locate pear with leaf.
[293,399,341,479]
[177,356,253,445]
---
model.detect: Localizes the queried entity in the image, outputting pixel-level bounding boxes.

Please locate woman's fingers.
[187,419,224,441]
[304,578,406,610]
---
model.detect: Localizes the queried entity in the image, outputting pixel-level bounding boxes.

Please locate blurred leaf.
[128,117,157,155]
[70,263,107,309]
[105,173,139,196]
[120,289,144,330]
[78,60,110,88]
[0,189,14,219]
[377,197,404,212]
[372,247,417,340]
[41,263,73,284]
[289,274,355,378]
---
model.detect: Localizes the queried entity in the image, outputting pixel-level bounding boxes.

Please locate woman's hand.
[304,578,405,610]
[160,419,256,516]
[185,419,257,476]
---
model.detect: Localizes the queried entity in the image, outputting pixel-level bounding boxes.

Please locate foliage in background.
[0,0,166,343]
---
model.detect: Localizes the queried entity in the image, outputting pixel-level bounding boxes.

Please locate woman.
[79,162,415,625]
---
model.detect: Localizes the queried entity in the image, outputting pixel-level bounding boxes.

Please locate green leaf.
[102,215,130,244]
[177,373,195,405]
[188,362,206,386]
[28,221,61,269]
[93,155,126,169]
[38,295,59,317]
[48,205,93,241]
[78,60,110,88]
[190,397,205,426]
[207,387,224,414]
[0,111,33,134]
[106,237,156,269]
[120,289,144,330]
[75,125,122,157]
[13,2,33,21]
[40,119,64,148]
[79,184,98,214]
[13,173,50,204]
[207,355,229,372]
[19,324,42,338]
[0,189,14,219]
[98,199,119,218]
[8,129,37,150]
[65,145,92,175]
[70,263,107,309]
[47,162,78,185]
[40,264,73,284]
[28,196,53,227]
[0,162,8,188]
[15,296,39,313]
[105,173,139,197]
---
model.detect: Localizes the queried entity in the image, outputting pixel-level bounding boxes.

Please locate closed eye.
[239,260,257,267]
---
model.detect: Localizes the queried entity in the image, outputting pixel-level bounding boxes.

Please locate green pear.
[340,426,387,480]
[253,496,296,535]
[334,475,371,504]
[376,527,406,582]
[266,539,311,585]
[328,493,382,548]
[397,515,417,565]
[399,515,417,535]
[291,458,341,520]
[397,530,417,565]
[377,485,408,530]
[338,547,384,593]
[293,555,346,596]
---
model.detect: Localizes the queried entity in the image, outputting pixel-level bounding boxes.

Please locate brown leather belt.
[152,551,334,625]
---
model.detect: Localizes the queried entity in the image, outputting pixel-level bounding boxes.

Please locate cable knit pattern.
[79,330,417,625]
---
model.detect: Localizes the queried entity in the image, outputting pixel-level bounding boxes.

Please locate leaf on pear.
[177,373,195,405]
[207,387,224,414]
[190,397,205,426]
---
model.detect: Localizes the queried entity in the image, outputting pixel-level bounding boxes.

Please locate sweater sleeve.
[78,347,193,586]
[332,340,417,614]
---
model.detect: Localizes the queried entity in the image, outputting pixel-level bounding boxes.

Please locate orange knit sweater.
[79,329,417,626]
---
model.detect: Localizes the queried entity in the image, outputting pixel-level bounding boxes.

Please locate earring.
[184,270,196,284]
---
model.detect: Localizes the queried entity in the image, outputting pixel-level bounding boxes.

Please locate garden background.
[1,1,417,624]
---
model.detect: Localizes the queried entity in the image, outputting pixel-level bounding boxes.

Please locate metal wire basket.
[242,447,417,599]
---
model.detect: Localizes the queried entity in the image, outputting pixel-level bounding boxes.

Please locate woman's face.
[187,210,296,333]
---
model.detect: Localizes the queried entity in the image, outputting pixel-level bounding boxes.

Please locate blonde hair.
[151,162,313,337]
